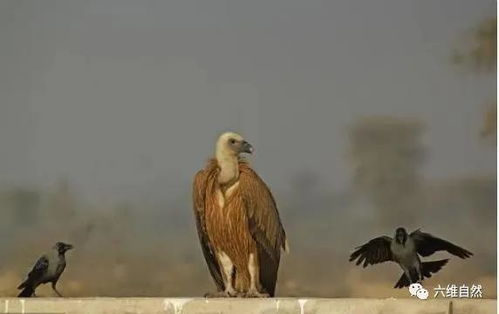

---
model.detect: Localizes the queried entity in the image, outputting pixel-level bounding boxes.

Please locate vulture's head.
[216,132,254,158]
[394,227,408,245]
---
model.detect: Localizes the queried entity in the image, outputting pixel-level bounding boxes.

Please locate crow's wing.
[18,255,49,289]
[193,164,224,292]
[410,230,473,258]
[349,236,393,267]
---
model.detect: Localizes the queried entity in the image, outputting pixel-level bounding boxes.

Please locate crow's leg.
[51,282,63,297]
[417,268,423,281]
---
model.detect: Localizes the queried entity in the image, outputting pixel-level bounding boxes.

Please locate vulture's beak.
[241,141,254,154]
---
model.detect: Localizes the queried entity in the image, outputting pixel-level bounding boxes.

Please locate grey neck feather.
[217,155,239,185]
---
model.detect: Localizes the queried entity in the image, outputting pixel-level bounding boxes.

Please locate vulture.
[349,227,473,288]
[193,132,288,297]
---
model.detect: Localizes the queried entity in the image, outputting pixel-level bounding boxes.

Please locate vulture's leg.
[216,252,238,297]
[51,282,63,297]
[245,253,269,298]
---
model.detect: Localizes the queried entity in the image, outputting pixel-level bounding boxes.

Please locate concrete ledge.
[0,298,495,314]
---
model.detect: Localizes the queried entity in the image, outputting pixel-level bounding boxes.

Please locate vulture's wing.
[239,162,287,297]
[18,255,49,289]
[349,236,394,267]
[410,230,473,258]
[193,168,224,291]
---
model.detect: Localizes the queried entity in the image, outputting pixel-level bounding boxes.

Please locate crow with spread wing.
[349,228,472,288]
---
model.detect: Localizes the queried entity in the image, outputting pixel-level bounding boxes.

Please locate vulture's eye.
[229,139,236,144]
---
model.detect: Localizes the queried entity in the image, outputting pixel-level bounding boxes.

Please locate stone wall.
[0,298,495,314]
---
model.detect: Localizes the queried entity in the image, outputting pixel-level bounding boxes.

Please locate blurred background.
[0,0,496,298]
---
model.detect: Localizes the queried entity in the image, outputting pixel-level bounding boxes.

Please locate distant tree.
[480,101,496,138]
[452,17,496,72]
[348,116,425,226]
[46,178,77,221]
[452,17,496,139]
[6,188,40,227]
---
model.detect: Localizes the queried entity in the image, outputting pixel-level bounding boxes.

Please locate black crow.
[349,227,472,288]
[18,242,73,297]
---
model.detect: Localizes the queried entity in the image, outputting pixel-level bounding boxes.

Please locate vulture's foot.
[204,291,239,298]
[243,290,270,298]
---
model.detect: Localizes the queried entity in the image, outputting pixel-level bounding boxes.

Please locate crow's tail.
[394,271,415,288]
[394,259,449,289]
[17,286,34,297]
[421,259,449,278]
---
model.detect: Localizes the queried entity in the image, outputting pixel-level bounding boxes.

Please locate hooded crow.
[18,242,73,297]
[349,227,472,288]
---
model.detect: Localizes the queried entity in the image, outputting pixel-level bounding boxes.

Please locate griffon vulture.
[193,132,288,297]
[349,227,472,288]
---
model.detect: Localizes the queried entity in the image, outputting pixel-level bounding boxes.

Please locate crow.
[349,227,472,288]
[18,242,73,297]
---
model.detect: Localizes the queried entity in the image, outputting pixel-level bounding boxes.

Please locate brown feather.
[239,161,287,256]
[193,158,287,296]
[238,160,287,296]
[193,163,224,291]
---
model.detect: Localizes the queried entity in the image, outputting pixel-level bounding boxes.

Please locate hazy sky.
[0,0,495,199]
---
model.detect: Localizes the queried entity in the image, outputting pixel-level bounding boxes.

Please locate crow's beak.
[241,141,254,154]
[65,244,74,250]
